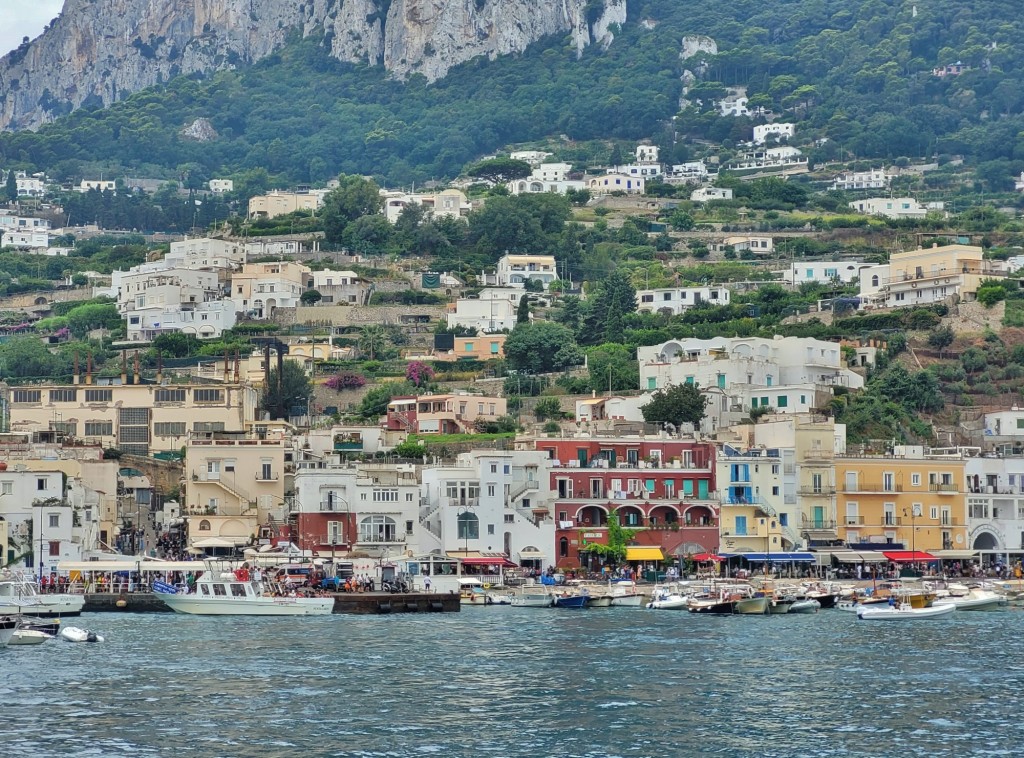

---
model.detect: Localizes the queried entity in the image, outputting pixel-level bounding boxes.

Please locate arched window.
[457,512,479,540]
[559,537,569,558]
[359,515,396,543]
[871,275,879,287]
[198,519,211,531]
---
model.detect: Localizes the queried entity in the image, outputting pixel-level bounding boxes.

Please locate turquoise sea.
[2,607,1022,757]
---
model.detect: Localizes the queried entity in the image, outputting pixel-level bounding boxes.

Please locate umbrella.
[691,552,724,562]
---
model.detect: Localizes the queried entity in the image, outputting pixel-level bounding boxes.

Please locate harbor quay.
[83,591,461,614]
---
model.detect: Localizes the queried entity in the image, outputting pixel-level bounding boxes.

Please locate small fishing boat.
[553,594,587,609]
[0,616,18,647]
[933,589,1007,611]
[648,585,690,610]
[585,594,612,608]
[789,599,821,614]
[60,626,105,642]
[856,603,955,621]
[610,592,645,607]
[510,587,553,607]
[767,597,794,615]
[733,595,770,615]
[8,629,53,645]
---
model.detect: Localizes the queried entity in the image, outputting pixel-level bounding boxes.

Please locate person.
[888,594,897,608]
[424,576,432,593]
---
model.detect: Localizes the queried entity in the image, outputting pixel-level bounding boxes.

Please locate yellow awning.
[625,547,665,561]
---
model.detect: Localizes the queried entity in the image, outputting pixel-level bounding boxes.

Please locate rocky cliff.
[0,0,627,131]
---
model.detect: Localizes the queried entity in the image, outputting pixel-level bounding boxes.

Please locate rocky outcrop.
[0,0,627,131]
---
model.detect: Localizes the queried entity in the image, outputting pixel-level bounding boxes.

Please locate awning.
[883,550,937,563]
[460,557,518,568]
[625,547,665,561]
[191,536,245,548]
[722,552,814,562]
[58,560,206,572]
[932,550,978,560]
[517,548,546,561]
[830,550,887,563]
[690,552,724,562]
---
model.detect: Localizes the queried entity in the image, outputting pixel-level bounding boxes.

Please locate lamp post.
[903,504,921,576]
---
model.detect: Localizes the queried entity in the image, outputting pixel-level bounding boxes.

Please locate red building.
[534,437,718,568]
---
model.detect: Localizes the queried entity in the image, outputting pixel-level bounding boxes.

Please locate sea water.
[2,608,1022,757]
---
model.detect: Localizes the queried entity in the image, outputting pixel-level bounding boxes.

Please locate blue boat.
[553,594,587,609]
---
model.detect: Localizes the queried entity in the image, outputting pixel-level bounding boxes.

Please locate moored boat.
[733,595,769,615]
[610,593,645,607]
[8,629,53,645]
[60,625,105,642]
[585,594,612,608]
[0,571,84,618]
[155,570,334,616]
[767,597,794,615]
[510,587,553,607]
[553,593,588,609]
[856,602,955,620]
[0,616,18,647]
[933,589,1008,611]
[789,599,820,614]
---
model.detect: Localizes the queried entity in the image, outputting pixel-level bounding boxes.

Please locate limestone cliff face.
[0,0,627,131]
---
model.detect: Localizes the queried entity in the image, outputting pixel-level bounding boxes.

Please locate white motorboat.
[610,593,645,607]
[647,587,690,610]
[0,616,18,647]
[510,588,553,607]
[155,571,334,616]
[933,589,1008,611]
[0,571,85,618]
[733,595,770,615]
[857,603,956,620]
[8,629,53,645]
[60,626,105,642]
[789,599,821,614]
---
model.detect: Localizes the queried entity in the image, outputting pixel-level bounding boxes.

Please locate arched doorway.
[973,532,1000,550]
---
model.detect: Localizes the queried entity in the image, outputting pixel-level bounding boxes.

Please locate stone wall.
[119,454,183,497]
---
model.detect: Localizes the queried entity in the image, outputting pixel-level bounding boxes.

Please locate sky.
[2,0,65,57]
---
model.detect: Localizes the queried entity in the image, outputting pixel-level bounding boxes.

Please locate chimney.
[73,352,80,385]
[86,354,94,385]
[120,352,127,385]
[133,351,141,385]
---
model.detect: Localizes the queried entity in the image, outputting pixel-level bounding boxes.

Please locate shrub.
[324,371,367,391]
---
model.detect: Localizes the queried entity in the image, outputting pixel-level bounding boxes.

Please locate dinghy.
[60,626,104,643]
[8,629,52,645]
[856,603,955,620]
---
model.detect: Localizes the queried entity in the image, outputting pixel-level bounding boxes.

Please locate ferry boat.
[154,571,333,616]
[0,570,84,618]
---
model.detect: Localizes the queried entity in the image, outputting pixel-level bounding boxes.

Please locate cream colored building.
[231,261,312,318]
[4,381,259,456]
[184,432,288,548]
[860,244,1008,309]
[247,190,327,219]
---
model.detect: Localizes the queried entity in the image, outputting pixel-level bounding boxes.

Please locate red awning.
[691,553,724,562]
[882,550,937,563]
[460,557,517,568]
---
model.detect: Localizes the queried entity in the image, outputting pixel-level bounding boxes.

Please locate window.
[155,388,186,403]
[230,584,247,597]
[154,422,186,436]
[464,342,474,352]
[487,484,496,497]
[198,520,211,531]
[360,515,397,543]
[490,463,497,473]
[37,478,47,491]
[772,486,780,496]
[779,513,788,527]
[845,502,859,525]
[456,512,479,540]
[929,506,939,520]
[559,537,569,558]
[193,422,225,433]
[491,342,499,354]
[207,460,220,479]
[1,482,11,495]
[52,421,77,437]
[84,389,112,402]
[911,473,921,487]
[85,421,113,436]
[503,464,510,475]
[194,388,224,404]
[48,540,61,556]
[213,584,227,596]
[487,524,495,536]
[12,390,41,403]
[49,389,76,403]
[504,514,514,524]
[406,520,414,535]
[372,489,399,503]
[777,395,788,408]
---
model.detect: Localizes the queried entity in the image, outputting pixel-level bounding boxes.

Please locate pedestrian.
[424,576,432,593]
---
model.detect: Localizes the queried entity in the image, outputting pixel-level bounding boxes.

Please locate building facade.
[637,286,731,315]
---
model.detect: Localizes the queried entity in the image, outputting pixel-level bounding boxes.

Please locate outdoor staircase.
[209,478,257,514]
[508,480,539,503]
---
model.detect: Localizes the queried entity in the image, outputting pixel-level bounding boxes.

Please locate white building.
[587,173,645,195]
[447,289,526,333]
[965,456,1024,552]
[716,87,751,117]
[667,161,710,185]
[0,466,82,578]
[730,147,807,172]
[509,150,552,166]
[533,163,573,183]
[309,269,371,306]
[637,286,731,315]
[691,187,733,202]
[637,336,864,411]
[115,262,233,341]
[1,230,49,249]
[753,123,796,145]
[711,235,774,255]
[831,169,892,191]
[419,450,555,570]
[381,189,471,224]
[0,213,51,232]
[492,254,558,290]
[208,179,234,194]
[78,180,117,193]
[13,172,47,197]
[848,197,927,219]
[166,237,247,271]
[508,177,586,195]
[611,163,664,178]
[786,261,872,285]
[636,145,660,164]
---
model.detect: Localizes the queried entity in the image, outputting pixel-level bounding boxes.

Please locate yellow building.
[834,447,967,552]
[3,380,259,456]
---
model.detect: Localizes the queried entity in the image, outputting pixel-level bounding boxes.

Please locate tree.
[0,335,63,379]
[261,361,313,420]
[580,508,638,566]
[587,343,639,393]
[321,175,383,244]
[640,383,709,428]
[504,322,582,373]
[669,209,695,231]
[466,157,532,184]
[516,295,531,325]
[584,270,636,344]
[357,381,413,420]
[5,170,17,203]
[152,332,202,358]
[534,397,563,421]
[927,326,955,358]
[300,289,323,306]
[358,324,393,360]
[341,214,393,255]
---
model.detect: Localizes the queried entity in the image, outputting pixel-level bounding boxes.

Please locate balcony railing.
[449,498,480,508]
[255,472,279,481]
[319,501,346,512]
[843,483,903,493]
[929,483,959,493]
[723,496,762,505]
[356,534,405,544]
[801,517,838,529]
[845,516,865,525]
[798,487,836,496]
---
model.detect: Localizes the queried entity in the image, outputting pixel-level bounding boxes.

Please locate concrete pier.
[83,591,461,614]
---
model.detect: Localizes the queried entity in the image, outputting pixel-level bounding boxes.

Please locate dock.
[82,591,460,614]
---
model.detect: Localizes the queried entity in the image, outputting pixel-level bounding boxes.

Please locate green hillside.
[2,0,1024,185]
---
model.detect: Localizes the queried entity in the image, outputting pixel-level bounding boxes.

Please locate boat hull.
[160,595,334,616]
[511,595,552,608]
[857,603,956,620]
[585,596,612,608]
[934,594,1008,611]
[649,596,689,610]
[8,629,52,645]
[609,594,644,607]
[789,599,820,614]
[768,599,793,615]
[687,600,734,614]
[553,595,588,609]
[734,596,769,615]
[0,618,17,647]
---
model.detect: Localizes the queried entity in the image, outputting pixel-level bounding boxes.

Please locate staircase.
[392,410,415,431]
[209,478,257,514]
[508,480,539,503]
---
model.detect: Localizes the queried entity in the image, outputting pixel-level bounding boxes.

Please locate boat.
[154,570,334,616]
[585,594,612,608]
[60,626,105,642]
[0,616,18,647]
[8,629,53,645]
[789,599,820,614]
[20,619,60,636]
[856,602,956,620]
[458,578,512,606]
[767,597,794,615]
[0,571,85,618]
[510,587,553,607]
[553,593,588,609]
[733,595,770,615]
[933,589,1008,611]
[647,586,690,610]
[607,580,646,607]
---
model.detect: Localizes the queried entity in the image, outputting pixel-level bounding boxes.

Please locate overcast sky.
[2,0,65,57]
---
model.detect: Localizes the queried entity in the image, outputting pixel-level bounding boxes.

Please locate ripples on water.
[2,608,1022,757]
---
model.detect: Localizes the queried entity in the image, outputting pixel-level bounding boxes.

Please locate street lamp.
[902,504,921,574]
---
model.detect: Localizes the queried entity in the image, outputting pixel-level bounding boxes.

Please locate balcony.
[929,483,959,493]
[356,534,405,545]
[319,501,347,512]
[798,487,836,496]
[449,498,480,508]
[723,495,762,505]
[844,516,865,525]
[255,472,279,481]
[843,483,903,493]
